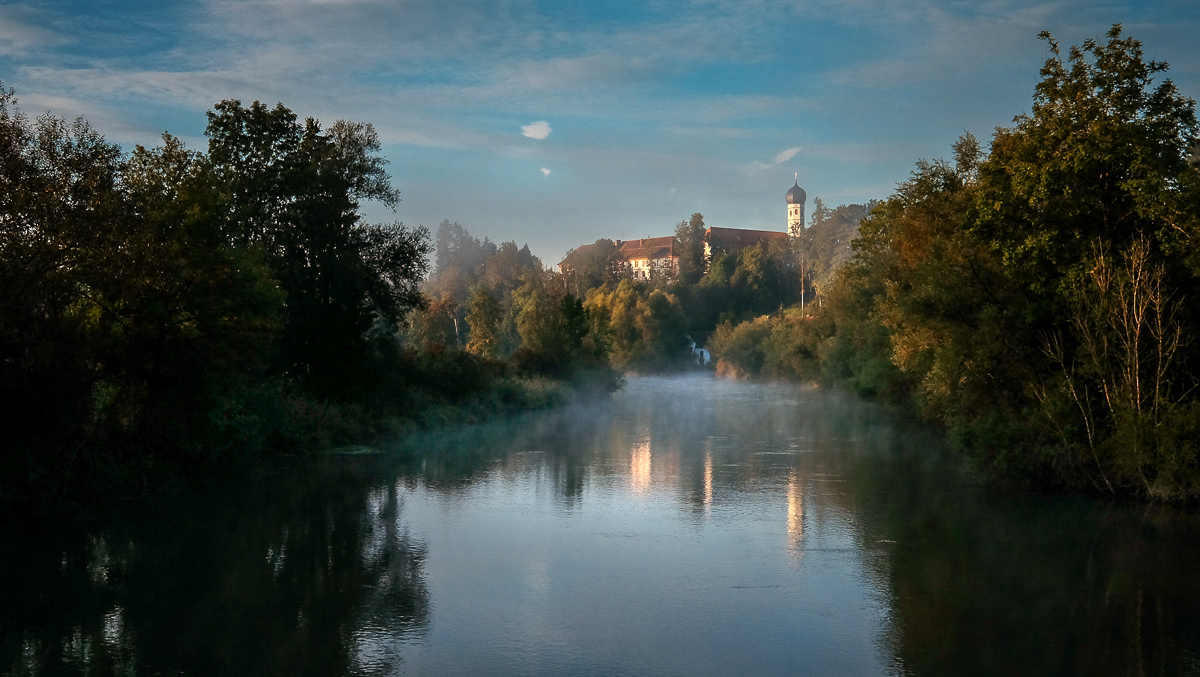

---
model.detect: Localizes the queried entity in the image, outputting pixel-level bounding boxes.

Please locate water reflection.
[703,450,713,512]
[1,461,430,676]
[630,434,652,493]
[787,469,804,562]
[5,375,1200,675]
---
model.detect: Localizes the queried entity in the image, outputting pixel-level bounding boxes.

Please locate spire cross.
[794,172,798,182]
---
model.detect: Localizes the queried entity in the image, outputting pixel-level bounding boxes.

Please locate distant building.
[618,237,678,280]
[786,179,807,238]
[559,237,678,280]
[559,179,806,276]
[702,226,789,260]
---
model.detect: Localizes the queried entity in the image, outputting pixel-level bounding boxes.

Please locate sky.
[1,0,1198,265]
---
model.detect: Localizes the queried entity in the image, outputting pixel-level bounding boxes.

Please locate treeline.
[416,201,875,377]
[0,90,594,513]
[556,208,869,356]
[711,27,1200,500]
[672,214,805,333]
[419,220,687,374]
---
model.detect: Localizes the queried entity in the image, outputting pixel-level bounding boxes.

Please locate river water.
[4,375,1200,676]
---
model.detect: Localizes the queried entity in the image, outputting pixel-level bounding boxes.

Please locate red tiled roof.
[563,227,786,269]
[700,226,787,248]
[559,238,678,269]
[704,227,788,249]
[559,243,597,268]
[617,236,676,261]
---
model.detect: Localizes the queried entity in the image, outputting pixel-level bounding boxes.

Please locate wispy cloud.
[0,6,59,56]
[820,0,1060,89]
[773,147,801,164]
[750,146,803,169]
[2,0,1198,262]
[522,121,552,140]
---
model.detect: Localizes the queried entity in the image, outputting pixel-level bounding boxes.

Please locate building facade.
[558,237,679,280]
[618,237,678,280]
[786,179,806,238]
[560,180,807,276]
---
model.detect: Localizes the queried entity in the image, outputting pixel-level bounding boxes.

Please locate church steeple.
[786,174,806,237]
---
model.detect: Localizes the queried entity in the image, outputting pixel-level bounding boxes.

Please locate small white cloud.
[773,147,801,164]
[540,167,551,176]
[522,120,552,140]
[750,146,804,170]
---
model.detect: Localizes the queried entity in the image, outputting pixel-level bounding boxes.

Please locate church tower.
[786,177,806,237]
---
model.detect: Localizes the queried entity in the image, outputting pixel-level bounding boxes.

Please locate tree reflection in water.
[6,376,1200,676]
[388,376,1200,676]
[842,452,1200,676]
[0,459,429,676]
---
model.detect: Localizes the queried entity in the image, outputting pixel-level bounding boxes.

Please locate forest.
[418,206,867,376]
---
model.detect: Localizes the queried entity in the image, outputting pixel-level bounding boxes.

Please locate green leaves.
[1,88,438,509]
[978,24,1200,290]
[203,99,428,397]
[673,213,706,285]
[584,280,688,372]
[814,26,1200,497]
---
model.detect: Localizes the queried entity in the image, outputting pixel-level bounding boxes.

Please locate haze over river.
[4,375,1200,675]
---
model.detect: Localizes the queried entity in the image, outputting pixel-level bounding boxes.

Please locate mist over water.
[4,375,1200,676]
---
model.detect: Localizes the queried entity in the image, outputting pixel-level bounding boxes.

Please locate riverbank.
[706,28,1200,502]
[0,371,619,524]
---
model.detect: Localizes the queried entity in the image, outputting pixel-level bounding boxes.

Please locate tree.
[431,219,496,299]
[409,293,460,350]
[809,198,831,229]
[976,25,1200,293]
[559,294,589,354]
[481,241,542,297]
[512,281,560,355]
[814,27,1200,495]
[561,238,627,293]
[969,26,1200,491]
[465,287,502,359]
[204,99,429,397]
[1,88,291,502]
[584,280,689,372]
[674,213,706,284]
[115,135,284,455]
[800,200,872,294]
[1040,238,1191,497]
[0,84,130,477]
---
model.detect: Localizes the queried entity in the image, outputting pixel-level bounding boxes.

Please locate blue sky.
[1,0,1198,264]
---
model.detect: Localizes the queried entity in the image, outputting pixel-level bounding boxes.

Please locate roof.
[617,236,676,261]
[565,228,790,268]
[786,182,807,204]
[559,237,678,269]
[704,227,789,250]
[559,243,597,269]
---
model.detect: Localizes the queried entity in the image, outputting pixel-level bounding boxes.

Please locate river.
[3,375,1200,676]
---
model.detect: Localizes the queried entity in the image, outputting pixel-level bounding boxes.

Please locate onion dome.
[786,181,806,204]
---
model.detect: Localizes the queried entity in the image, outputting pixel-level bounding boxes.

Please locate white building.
[786,179,807,238]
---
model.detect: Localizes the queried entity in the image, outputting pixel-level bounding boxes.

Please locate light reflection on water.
[5,374,1200,676]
